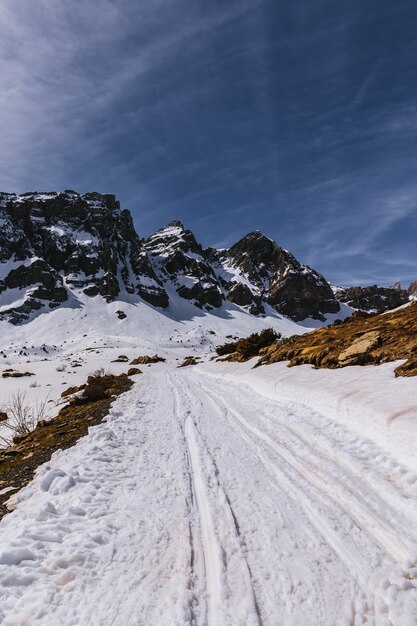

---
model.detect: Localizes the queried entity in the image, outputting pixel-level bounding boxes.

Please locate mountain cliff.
[144,223,340,320]
[333,284,409,313]
[2,189,391,325]
[0,191,167,323]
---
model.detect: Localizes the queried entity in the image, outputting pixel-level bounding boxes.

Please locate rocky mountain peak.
[145,221,222,309]
[408,282,417,298]
[0,191,168,323]
[145,220,201,257]
[2,189,388,324]
[215,230,339,320]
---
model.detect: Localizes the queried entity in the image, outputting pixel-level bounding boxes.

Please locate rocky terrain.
[334,284,409,312]
[0,190,414,326]
[0,191,343,323]
[255,302,417,377]
[0,191,167,323]
[0,197,415,624]
[409,281,417,298]
[210,230,340,320]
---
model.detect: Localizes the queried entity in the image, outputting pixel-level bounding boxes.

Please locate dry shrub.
[215,341,237,356]
[82,373,123,401]
[0,390,51,446]
[216,328,280,359]
[178,357,198,367]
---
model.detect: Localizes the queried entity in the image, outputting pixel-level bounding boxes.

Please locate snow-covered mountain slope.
[0,362,416,625]
[145,222,340,320]
[145,221,224,309]
[0,191,341,324]
[0,288,319,427]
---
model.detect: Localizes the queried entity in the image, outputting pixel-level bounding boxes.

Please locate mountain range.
[0,190,412,325]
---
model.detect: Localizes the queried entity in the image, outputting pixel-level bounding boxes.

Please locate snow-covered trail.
[0,367,417,625]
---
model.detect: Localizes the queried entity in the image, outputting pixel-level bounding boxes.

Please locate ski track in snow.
[0,366,416,625]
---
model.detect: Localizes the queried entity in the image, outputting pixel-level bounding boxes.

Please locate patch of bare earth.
[256,302,417,376]
[130,355,165,365]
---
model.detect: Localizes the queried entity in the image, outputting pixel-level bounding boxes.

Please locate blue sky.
[0,0,416,286]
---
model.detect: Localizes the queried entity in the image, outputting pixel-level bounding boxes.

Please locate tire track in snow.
[184,413,224,626]
[197,377,416,565]
[168,372,262,626]
[193,382,414,623]
[192,374,417,622]
[187,378,329,625]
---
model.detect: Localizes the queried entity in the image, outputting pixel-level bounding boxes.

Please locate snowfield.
[0,296,416,625]
[0,361,417,625]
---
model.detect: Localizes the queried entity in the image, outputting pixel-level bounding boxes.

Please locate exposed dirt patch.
[2,370,34,378]
[130,355,166,365]
[111,355,129,363]
[178,357,199,367]
[0,373,133,520]
[256,303,417,377]
[127,367,142,376]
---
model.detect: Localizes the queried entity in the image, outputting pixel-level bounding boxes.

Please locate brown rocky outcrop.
[257,302,417,376]
[130,355,166,365]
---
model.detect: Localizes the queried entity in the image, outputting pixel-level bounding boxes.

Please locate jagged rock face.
[145,221,223,309]
[0,195,342,323]
[0,191,167,323]
[409,282,417,297]
[334,285,409,312]
[5,189,398,324]
[389,282,402,291]
[213,231,340,320]
[0,259,67,325]
[145,225,339,319]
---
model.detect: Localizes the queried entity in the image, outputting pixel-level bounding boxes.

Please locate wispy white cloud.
[0,0,260,191]
[345,58,384,119]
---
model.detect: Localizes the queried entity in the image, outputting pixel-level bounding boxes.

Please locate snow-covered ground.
[0,362,416,625]
[0,293,310,441]
[0,295,416,625]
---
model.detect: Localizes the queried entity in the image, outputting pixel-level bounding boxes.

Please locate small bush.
[82,374,117,401]
[0,391,50,445]
[215,341,237,356]
[79,372,131,402]
[178,357,198,367]
[235,328,280,359]
[216,328,279,359]
[127,367,142,376]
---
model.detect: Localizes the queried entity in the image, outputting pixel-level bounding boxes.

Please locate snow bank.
[197,360,417,472]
